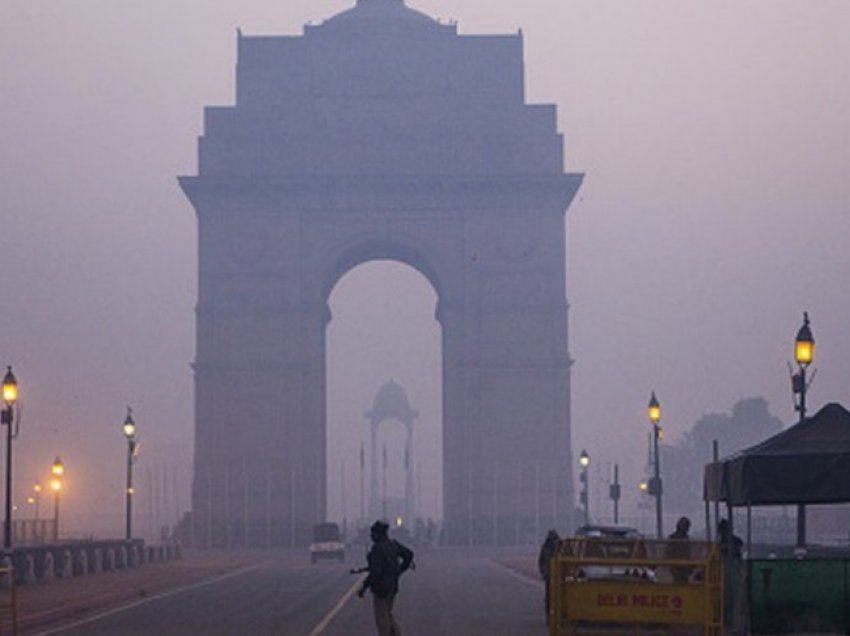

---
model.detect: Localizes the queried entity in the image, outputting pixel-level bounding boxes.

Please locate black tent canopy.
[704,403,850,506]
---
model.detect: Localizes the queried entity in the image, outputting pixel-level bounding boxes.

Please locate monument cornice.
[178,173,583,213]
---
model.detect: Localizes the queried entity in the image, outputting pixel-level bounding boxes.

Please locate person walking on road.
[357,520,415,636]
[537,529,561,625]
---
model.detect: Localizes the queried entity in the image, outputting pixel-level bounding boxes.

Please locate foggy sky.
[1,0,848,538]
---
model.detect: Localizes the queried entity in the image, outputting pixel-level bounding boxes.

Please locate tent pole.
[712,441,720,539]
[726,502,733,539]
[796,504,806,550]
[746,502,752,558]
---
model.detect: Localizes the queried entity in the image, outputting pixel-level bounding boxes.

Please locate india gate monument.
[179,0,583,547]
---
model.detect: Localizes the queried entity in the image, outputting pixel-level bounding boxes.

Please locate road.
[22,548,545,636]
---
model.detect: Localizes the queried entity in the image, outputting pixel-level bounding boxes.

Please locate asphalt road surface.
[24,548,545,636]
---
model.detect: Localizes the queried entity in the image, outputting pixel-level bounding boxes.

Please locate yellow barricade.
[549,538,722,636]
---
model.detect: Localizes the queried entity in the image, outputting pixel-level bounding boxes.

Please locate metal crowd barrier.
[549,537,723,635]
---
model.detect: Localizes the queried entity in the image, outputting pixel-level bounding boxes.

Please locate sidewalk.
[0,551,265,634]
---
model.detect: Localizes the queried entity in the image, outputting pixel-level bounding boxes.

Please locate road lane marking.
[27,563,267,636]
[307,574,365,636]
[488,559,544,588]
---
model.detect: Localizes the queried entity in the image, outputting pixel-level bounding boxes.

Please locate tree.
[661,397,784,520]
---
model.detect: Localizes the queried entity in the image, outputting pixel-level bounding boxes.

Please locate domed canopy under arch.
[365,380,419,523]
[365,379,419,425]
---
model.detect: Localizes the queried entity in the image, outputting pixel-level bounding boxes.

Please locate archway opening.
[326,260,442,540]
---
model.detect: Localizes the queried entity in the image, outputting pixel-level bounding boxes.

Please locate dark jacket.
[538,532,560,581]
[363,538,414,598]
[666,527,692,583]
[718,530,743,559]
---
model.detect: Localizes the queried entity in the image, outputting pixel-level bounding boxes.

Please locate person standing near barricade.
[717,518,742,559]
[717,518,746,635]
[666,516,692,583]
[537,529,561,625]
[357,520,415,636]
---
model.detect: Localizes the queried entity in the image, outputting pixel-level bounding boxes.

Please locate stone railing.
[0,539,182,587]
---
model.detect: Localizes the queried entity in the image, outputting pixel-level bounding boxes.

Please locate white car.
[575,524,642,540]
[309,522,345,564]
[573,525,654,581]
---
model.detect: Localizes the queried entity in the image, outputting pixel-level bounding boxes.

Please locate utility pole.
[609,464,621,525]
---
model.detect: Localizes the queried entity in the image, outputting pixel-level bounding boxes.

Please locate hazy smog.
[1,0,849,545]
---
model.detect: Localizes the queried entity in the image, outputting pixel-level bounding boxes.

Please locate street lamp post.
[359,444,365,524]
[382,443,387,519]
[2,366,19,550]
[51,456,64,542]
[33,483,42,521]
[791,312,815,549]
[123,407,138,541]
[648,391,664,539]
[578,449,590,526]
[638,479,650,531]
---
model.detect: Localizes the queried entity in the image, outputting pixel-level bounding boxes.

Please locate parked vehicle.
[309,522,345,564]
[573,524,653,580]
[575,524,642,539]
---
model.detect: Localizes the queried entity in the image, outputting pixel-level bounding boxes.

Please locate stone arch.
[318,238,446,309]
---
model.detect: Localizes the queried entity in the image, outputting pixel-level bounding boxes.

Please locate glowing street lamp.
[792,312,815,423]
[51,456,64,542]
[578,449,590,525]
[795,314,814,366]
[647,391,664,539]
[2,366,19,550]
[1,368,17,405]
[648,393,661,425]
[123,407,138,541]
[791,313,815,550]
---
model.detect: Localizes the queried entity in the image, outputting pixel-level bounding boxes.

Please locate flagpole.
[360,444,365,525]
[382,443,387,519]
